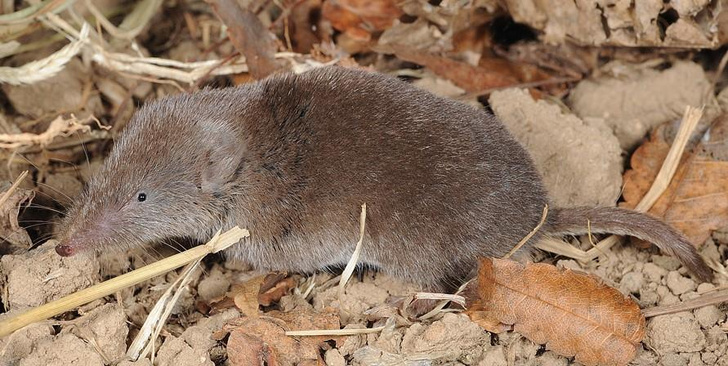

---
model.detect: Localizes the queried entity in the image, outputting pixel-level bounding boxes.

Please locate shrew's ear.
[201,122,244,194]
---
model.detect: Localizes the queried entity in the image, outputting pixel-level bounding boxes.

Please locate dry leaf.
[464,258,645,366]
[226,315,325,366]
[232,275,266,317]
[210,272,295,316]
[259,272,297,306]
[285,0,327,53]
[207,0,281,79]
[391,47,517,93]
[0,185,33,253]
[322,0,402,34]
[227,330,279,365]
[622,117,728,247]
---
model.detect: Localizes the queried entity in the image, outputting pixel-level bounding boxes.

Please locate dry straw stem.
[286,317,394,337]
[0,23,89,85]
[84,0,162,40]
[0,0,74,25]
[0,227,249,338]
[0,114,102,150]
[503,204,548,259]
[0,170,28,207]
[414,292,466,306]
[642,288,728,317]
[127,261,202,361]
[285,325,386,337]
[537,106,704,262]
[338,203,367,297]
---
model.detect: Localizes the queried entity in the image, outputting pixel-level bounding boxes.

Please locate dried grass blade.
[338,204,367,297]
[0,227,248,337]
[0,23,88,85]
[127,261,202,360]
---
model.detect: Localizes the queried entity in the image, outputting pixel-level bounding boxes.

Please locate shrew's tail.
[548,206,713,282]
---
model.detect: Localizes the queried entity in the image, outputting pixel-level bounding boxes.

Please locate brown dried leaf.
[211,273,295,315]
[232,275,266,317]
[226,310,334,366]
[392,47,516,93]
[286,0,327,53]
[622,117,728,247]
[322,0,402,34]
[227,330,280,366]
[259,272,297,306]
[0,184,33,253]
[464,258,645,366]
[206,0,281,79]
[387,46,555,94]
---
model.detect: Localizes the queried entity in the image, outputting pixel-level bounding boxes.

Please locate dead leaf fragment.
[392,47,517,93]
[259,272,297,306]
[207,0,281,78]
[322,0,403,34]
[0,182,33,253]
[227,330,279,366]
[622,116,728,247]
[232,275,266,317]
[464,258,645,366]
[226,316,322,366]
[0,115,97,150]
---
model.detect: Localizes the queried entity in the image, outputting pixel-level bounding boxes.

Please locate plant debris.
[464,258,645,366]
[622,114,728,247]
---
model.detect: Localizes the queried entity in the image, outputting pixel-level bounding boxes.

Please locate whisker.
[21,223,57,230]
[24,203,67,216]
[34,234,56,244]
[29,188,67,208]
[35,181,75,205]
[77,130,92,171]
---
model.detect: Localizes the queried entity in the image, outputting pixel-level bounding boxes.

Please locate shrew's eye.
[137,192,147,202]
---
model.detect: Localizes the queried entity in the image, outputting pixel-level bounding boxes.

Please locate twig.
[285,325,386,337]
[0,170,28,207]
[642,289,728,318]
[338,204,367,297]
[206,0,281,78]
[0,0,72,25]
[503,204,548,259]
[0,227,249,337]
[456,76,580,100]
[286,317,393,337]
[127,261,202,361]
[0,23,89,85]
[84,0,162,40]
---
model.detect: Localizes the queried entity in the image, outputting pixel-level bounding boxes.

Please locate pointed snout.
[55,242,77,256]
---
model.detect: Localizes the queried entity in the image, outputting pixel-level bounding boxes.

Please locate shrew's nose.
[55,244,75,257]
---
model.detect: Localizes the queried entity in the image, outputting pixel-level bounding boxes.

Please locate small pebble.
[666,271,697,295]
[696,283,715,293]
[657,285,680,306]
[660,353,687,366]
[647,312,706,353]
[694,306,724,328]
[619,271,644,294]
[642,262,668,283]
[196,269,230,302]
[652,255,682,271]
[324,349,346,366]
